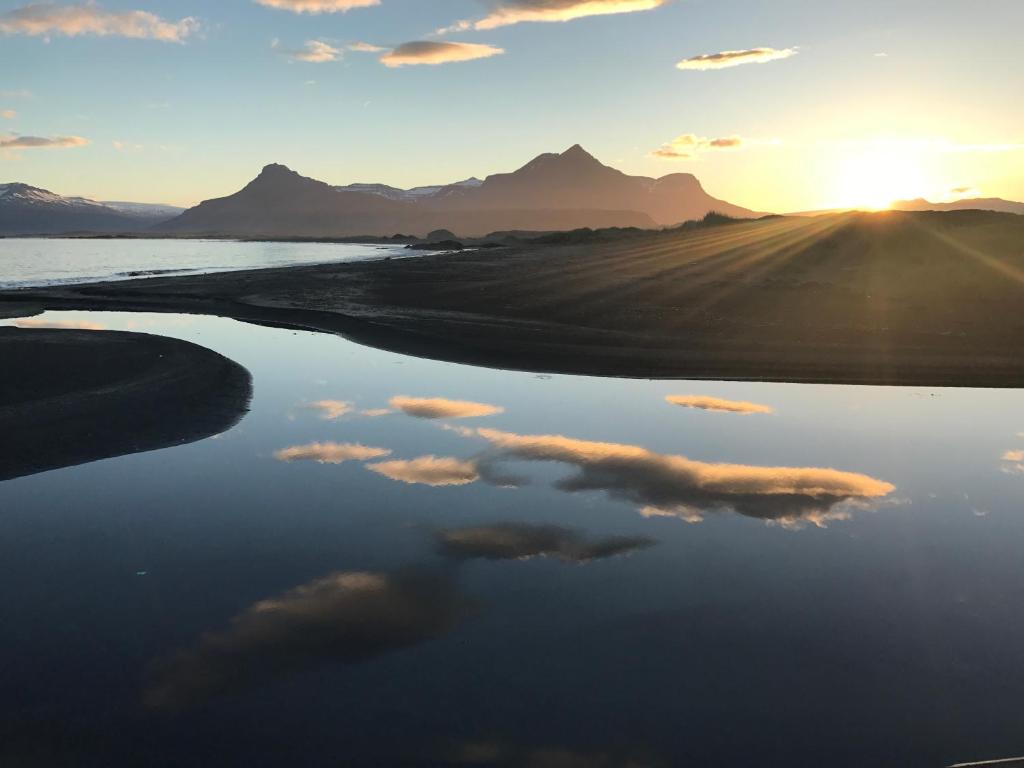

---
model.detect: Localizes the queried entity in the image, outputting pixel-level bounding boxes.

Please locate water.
[2,309,1024,767]
[0,238,408,288]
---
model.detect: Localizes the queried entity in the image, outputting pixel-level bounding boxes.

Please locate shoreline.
[3,211,1024,388]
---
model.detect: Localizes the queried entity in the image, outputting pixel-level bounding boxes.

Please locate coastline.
[3,211,1024,388]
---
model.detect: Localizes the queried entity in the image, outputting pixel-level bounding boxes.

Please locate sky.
[1,0,1022,212]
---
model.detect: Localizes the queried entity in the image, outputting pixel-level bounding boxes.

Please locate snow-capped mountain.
[336,177,483,202]
[0,183,181,235]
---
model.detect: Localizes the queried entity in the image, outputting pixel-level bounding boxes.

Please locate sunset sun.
[834,144,931,210]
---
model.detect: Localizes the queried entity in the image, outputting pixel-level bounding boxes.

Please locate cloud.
[437,523,656,564]
[446,0,668,32]
[274,39,342,63]
[254,0,379,13]
[367,456,481,486]
[0,89,32,98]
[274,442,391,464]
[381,42,505,68]
[461,428,895,528]
[0,3,199,42]
[676,47,798,71]
[145,568,467,709]
[360,408,392,417]
[1,110,15,120]
[1,134,88,150]
[389,396,504,420]
[666,395,774,415]
[348,41,384,52]
[12,318,105,330]
[302,399,353,419]
[1001,450,1024,475]
[650,134,746,160]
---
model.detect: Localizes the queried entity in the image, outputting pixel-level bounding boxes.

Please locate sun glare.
[833,144,931,210]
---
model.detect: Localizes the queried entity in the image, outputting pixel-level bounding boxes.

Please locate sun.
[833,143,931,210]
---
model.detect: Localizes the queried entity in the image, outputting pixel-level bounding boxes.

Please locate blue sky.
[2,0,1022,210]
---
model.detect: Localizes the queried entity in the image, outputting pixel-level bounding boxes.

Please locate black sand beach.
[0,327,252,481]
[3,210,1024,387]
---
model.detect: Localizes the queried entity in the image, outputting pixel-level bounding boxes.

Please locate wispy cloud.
[441,0,667,33]
[348,41,384,53]
[254,0,379,13]
[1002,449,1024,475]
[274,442,391,465]
[666,395,774,415]
[273,39,342,63]
[389,396,504,420]
[0,89,32,98]
[650,134,747,160]
[1,134,89,150]
[381,41,505,68]
[302,399,353,419]
[676,47,798,71]
[0,3,199,43]
[367,456,481,486]
[1,110,15,120]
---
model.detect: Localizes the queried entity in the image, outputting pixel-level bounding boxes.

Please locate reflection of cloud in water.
[12,318,106,331]
[390,396,504,420]
[462,428,894,527]
[303,400,353,420]
[367,455,480,486]
[666,395,773,415]
[438,523,655,564]
[274,442,391,464]
[146,569,468,710]
[1002,450,1024,475]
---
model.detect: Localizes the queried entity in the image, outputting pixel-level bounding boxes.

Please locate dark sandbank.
[0,328,252,481]
[3,210,1024,387]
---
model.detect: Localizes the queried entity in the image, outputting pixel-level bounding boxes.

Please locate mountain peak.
[259,163,299,178]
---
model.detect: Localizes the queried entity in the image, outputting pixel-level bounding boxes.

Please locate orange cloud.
[381,42,504,68]
[1,110,15,120]
[302,400,353,420]
[676,47,798,71]
[389,396,504,420]
[650,134,746,160]
[465,428,895,527]
[254,0,379,13]
[0,3,198,42]
[1002,450,1024,475]
[367,456,480,486]
[274,39,342,63]
[449,0,667,31]
[274,442,391,464]
[666,395,774,415]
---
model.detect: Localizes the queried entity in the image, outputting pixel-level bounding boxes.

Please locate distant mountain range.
[791,197,1024,217]
[0,183,184,235]
[158,145,762,238]
[888,197,1024,215]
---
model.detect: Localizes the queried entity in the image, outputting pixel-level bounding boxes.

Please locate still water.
[0,238,407,289]
[2,309,1024,767]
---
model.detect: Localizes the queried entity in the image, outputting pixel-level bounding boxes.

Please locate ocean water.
[2,308,1024,766]
[0,237,408,288]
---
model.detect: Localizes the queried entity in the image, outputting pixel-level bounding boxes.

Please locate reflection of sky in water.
[2,310,1024,766]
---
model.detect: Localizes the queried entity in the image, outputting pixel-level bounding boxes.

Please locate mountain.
[0,183,181,235]
[890,197,1024,215]
[422,145,760,225]
[336,177,483,202]
[159,161,657,237]
[103,201,185,219]
[159,146,757,238]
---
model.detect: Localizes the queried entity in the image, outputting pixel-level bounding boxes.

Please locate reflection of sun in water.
[834,144,931,210]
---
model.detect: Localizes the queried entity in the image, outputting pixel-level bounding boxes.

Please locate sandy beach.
[3,210,1024,387]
